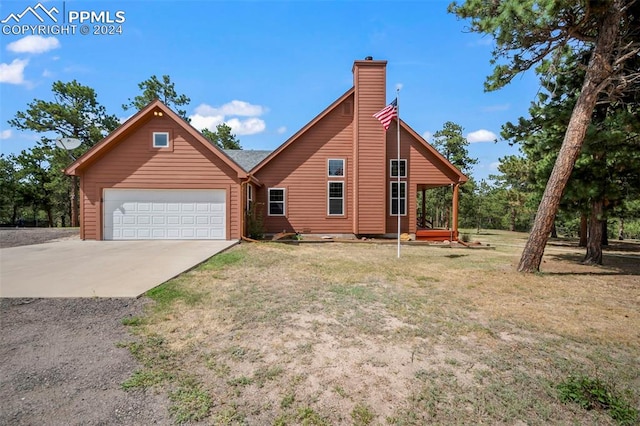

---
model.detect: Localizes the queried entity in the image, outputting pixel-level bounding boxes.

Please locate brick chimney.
[352,57,387,234]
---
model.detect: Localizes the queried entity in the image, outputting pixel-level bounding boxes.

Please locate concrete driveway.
[0,240,237,297]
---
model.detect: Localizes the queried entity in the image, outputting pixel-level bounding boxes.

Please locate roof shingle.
[223,149,272,172]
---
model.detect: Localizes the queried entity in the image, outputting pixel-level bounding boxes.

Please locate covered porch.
[415,183,461,241]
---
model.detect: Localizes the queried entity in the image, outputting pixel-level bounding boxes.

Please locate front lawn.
[121,234,640,425]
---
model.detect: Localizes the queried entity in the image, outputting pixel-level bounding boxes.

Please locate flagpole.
[396,88,401,259]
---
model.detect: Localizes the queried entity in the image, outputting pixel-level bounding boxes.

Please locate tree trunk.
[584,199,603,265]
[46,206,54,227]
[618,217,625,240]
[550,222,558,238]
[579,213,588,247]
[510,207,516,232]
[12,204,18,226]
[601,220,608,246]
[517,1,622,272]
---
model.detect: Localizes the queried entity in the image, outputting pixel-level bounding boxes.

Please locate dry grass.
[127,232,640,425]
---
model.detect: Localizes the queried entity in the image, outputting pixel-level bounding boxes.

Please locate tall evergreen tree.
[8,80,119,226]
[0,155,22,225]
[432,121,477,175]
[201,123,242,150]
[450,0,640,272]
[427,122,477,229]
[503,50,640,264]
[490,155,533,232]
[123,75,191,119]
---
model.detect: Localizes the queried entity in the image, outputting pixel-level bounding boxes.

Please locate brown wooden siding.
[79,115,241,240]
[254,95,354,234]
[353,60,387,234]
[385,122,461,234]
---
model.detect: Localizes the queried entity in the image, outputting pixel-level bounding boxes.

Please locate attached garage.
[65,100,249,241]
[103,189,226,240]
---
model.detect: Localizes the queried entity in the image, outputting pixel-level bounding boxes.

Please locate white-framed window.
[268,188,285,216]
[328,159,345,177]
[328,181,344,216]
[153,132,169,148]
[390,181,407,216]
[246,184,253,212]
[390,159,407,178]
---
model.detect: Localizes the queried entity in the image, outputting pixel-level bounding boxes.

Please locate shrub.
[246,202,265,239]
[557,375,638,425]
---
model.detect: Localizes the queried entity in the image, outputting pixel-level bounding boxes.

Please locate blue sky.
[0,0,539,181]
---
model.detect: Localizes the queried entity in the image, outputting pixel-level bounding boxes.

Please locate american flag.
[373,98,397,130]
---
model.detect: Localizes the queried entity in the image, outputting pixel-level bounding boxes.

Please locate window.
[390,182,406,216]
[328,182,344,216]
[268,188,285,216]
[390,159,407,178]
[328,159,345,177]
[153,132,169,148]
[246,184,253,212]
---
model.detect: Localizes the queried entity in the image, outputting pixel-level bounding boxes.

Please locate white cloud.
[190,113,224,132]
[7,36,60,54]
[190,100,268,136]
[422,131,433,142]
[467,129,497,143]
[194,100,266,117]
[0,59,29,84]
[193,104,215,116]
[42,69,53,78]
[489,161,500,170]
[226,117,266,136]
[0,129,12,139]
[277,126,287,134]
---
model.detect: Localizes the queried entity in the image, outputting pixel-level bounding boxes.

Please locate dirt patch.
[131,242,639,424]
[0,298,170,426]
[0,228,80,248]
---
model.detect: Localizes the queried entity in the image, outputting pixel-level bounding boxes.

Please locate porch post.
[452,183,459,240]
[421,188,426,228]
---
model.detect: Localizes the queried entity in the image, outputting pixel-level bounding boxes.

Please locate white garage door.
[103,189,226,240]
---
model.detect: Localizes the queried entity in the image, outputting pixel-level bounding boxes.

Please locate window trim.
[328,158,345,177]
[327,181,345,216]
[152,131,170,148]
[390,159,407,178]
[390,181,407,216]
[268,188,286,216]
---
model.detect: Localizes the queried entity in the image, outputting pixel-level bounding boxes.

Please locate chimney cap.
[365,56,373,60]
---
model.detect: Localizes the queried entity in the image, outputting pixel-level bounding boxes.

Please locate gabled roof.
[224,149,272,172]
[249,87,355,174]
[399,120,469,184]
[65,99,248,179]
[246,86,466,184]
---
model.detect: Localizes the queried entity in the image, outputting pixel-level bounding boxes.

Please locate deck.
[415,229,458,241]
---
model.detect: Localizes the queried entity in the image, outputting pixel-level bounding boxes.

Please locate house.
[65,58,467,241]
